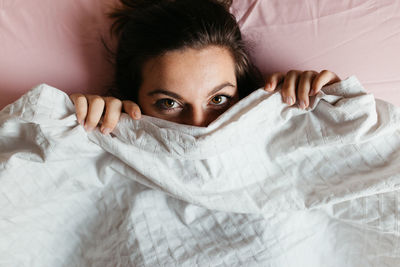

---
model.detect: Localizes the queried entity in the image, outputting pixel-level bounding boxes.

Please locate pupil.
[165,99,174,107]
[213,96,221,103]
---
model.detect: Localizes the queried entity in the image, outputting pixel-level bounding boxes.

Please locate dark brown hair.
[107,0,263,102]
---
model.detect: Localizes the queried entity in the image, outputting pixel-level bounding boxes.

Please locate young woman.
[70,0,340,134]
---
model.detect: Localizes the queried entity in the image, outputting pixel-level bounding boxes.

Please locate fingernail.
[79,120,84,126]
[265,83,272,91]
[286,97,294,105]
[299,100,306,109]
[85,125,94,132]
[134,111,141,119]
[309,89,316,96]
[102,128,111,135]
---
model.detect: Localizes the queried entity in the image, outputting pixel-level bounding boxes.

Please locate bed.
[1,0,399,109]
[1,1,400,266]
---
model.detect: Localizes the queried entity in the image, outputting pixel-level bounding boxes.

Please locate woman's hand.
[264,70,341,109]
[69,94,141,134]
[69,70,340,133]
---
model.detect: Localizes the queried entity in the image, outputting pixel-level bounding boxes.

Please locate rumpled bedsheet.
[1,76,400,267]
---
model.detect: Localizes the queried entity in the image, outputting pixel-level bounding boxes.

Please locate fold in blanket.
[1,76,400,266]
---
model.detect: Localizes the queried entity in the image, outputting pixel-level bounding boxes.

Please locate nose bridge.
[190,104,207,127]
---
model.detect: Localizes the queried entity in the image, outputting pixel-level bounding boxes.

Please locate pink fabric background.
[0,0,115,109]
[232,0,400,105]
[1,0,400,110]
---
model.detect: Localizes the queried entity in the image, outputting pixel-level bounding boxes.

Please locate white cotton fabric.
[1,76,400,267]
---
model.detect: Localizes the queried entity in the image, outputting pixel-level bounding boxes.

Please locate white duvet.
[1,76,400,267]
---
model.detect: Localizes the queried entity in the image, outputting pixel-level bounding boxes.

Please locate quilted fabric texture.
[1,77,400,266]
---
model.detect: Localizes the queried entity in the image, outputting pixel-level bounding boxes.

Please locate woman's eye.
[210,95,231,105]
[156,98,180,110]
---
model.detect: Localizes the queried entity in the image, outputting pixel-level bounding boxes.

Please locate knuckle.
[108,99,123,108]
[104,97,121,104]
[110,98,122,105]
[123,100,137,105]
[123,101,139,110]
[90,95,103,101]
[320,69,331,75]
[303,70,316,77]
[287,69,301,76]
[90,96,105,106]
[73,95,87,103]
[70,93,83,99]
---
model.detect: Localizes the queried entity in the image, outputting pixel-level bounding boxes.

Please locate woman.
[70,0,340,134]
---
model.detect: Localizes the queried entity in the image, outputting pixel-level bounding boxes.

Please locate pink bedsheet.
[1,0,399,109]
[231,0,400,105]
[0,0,115,109]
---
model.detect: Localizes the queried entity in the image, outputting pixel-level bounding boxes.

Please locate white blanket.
[1,76,400,267]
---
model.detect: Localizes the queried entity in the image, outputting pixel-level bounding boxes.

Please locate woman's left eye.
[156,98,181,110]
[210,95,231,105]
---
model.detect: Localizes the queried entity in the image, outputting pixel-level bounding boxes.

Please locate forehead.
[140,46,237,98]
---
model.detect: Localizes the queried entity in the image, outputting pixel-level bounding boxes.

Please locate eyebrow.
[147,82,236,100]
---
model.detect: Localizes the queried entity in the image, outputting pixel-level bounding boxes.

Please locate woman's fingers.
[310,70,341,96]
[69,94,104,131]
[281,70,301,106]
[69,94,88,125]
[84,95,105,131]
[70,94,142,134]
[297,71,318,109]
[264,72,285,92]
[100,99,141,135]
[100,97,123,134]
[123,100,142,120]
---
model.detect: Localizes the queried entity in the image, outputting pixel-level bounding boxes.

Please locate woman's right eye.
[155,98,181,110]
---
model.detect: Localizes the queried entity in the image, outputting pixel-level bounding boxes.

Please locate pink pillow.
[231,0,400,105]
[0,0,115,109]
[1,0,400,110]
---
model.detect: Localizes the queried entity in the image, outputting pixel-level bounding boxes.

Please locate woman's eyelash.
[155,98,181,111]
[154,94,234,112]
[210,95,233,106]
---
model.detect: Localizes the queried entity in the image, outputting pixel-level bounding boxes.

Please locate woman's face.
[138,46,239,127]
